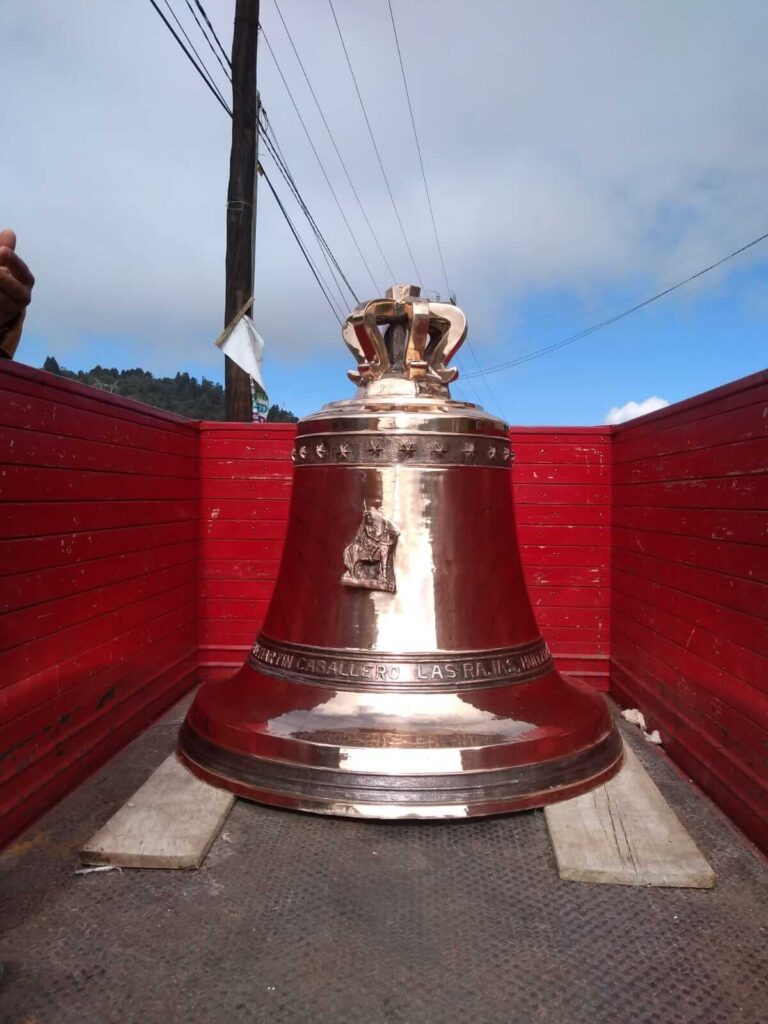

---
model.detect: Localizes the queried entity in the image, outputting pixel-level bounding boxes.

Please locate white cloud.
[604,396,670,425]
[3,0,768,382]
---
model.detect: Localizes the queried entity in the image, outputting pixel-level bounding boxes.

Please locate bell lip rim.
[176,739,625,819]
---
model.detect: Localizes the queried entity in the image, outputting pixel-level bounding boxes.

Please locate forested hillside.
[41,357,297,422]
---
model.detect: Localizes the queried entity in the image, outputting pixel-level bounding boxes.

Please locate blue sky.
[5,1,768,425]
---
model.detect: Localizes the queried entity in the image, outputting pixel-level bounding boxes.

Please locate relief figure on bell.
[341,505,400,593]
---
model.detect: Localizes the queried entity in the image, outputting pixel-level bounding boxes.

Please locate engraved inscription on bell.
[341,506,400,593]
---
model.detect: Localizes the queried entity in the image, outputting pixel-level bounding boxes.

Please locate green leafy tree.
[40,357,297,422]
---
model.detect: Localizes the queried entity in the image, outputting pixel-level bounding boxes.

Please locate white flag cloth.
[217,314,266,392]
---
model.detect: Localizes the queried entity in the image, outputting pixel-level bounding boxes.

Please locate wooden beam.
[545,743,715,888]
[80,755,234,869]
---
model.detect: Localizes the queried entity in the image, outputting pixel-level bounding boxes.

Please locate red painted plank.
[3,561,195,650]
[611,371,767,440]
[612,611,768,727]
[199,477,293,500]
[201,438,295,460]
[0,655,196,849]
[201,458,294,480]
[512,483,610,505]
[613,476,767,510]
[1,586,196,688]
[611,661,768,851]
[522,565,608,588]
[2,499,196,539]
[0,362,198,433]
[612,506,767,546]
[199,498,290,521]
[0,464,198,502]
[613,587,762,689]
[0,387,199,457]
[2,543,195,614]
[613,526,766,583]
[508,442,610,465]
[612,567,767,657]
[0,603,196,723]
[514,504,609,526]
[0,632,195,785]
[0,424,197,477]
[198,558,281,581]
[200,519,289,541]
[613,438,768,484]
[612,547,764,620]
[0,521,198,576]
[613,401,768,464]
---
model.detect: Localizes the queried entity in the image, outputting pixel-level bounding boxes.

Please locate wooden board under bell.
[80,754,234,869]
[545,742,715,888]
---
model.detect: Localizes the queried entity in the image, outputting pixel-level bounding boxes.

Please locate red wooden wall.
[0,363,199,848]
[198,423,612,689]
[611,371,768,852]
[1,362,765,853]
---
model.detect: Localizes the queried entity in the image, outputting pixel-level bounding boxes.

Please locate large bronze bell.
[179,286,623,818]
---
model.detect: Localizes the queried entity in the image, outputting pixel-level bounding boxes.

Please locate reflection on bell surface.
[179,285,623,818]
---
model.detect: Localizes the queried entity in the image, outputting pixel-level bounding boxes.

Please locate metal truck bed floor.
[1,694,766,1024]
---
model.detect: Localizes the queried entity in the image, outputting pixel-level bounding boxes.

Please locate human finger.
[0,245,34,287]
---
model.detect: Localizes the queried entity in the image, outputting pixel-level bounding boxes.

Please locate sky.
[3,0,767,425]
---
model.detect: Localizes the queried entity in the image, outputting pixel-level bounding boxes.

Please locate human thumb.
[0,229,17,250]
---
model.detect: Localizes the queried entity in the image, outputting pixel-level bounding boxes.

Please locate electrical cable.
[328,0,423,285]
[261,166,345,325]
[146,0,232,115]
[386,0,502,418]
[183,0,232,81]
[159,0,231,111]
[272,0,397,284]
[465,228,768,379]
[147,0,351,323]
[260,25,381,295]
[193,0,232,69]
[259,114,355,309]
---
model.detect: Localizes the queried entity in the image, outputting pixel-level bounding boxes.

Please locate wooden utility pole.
[225,0,260,421]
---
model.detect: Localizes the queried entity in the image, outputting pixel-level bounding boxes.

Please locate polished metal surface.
[180,286,623,817]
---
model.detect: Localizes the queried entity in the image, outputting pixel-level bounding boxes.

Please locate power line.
[259,111,357,307]
[192,0,232,69]
[146,0,232,115]
[466,229,768,379]
[385,1,502,418]
[260,24,381,294]
[183,0,232,81]
[261,166,345,324]
[272,0,397,285]
[147,0,351,323]
[386,0,448,298]
[328,0,423,284]
[160,0,231,111]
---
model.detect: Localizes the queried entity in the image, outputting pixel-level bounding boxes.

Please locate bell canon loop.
[179,286,623,818]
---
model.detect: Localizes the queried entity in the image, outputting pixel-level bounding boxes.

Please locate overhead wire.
[192,0,232,69]
[259,109,356,310]
[272,0,397,285]
[146,0,232,115]
[183,0,232,81]
[465,228,768,378]
[146,0,350,322]
[159,0,231,111]
[385,0,502,417]
[328,0,423,284]
[260,24,381,294]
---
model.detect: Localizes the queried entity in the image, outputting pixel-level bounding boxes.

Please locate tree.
[39,357,297,422]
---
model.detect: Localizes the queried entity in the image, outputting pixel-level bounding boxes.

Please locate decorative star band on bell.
[342,284,468,388]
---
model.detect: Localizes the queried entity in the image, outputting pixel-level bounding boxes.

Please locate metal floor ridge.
[1,691,766,1024]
